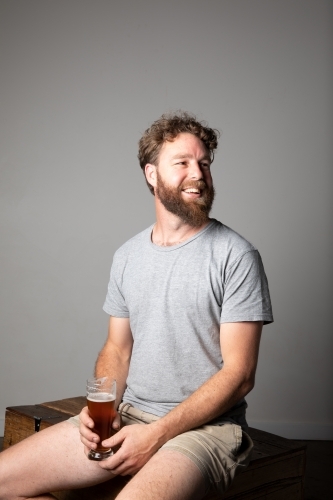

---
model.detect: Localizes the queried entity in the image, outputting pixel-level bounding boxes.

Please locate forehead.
[158,133,209,161]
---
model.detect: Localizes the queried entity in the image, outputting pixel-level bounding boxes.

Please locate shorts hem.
[67,415,80,427]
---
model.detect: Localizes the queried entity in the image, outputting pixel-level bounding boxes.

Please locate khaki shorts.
[69,402,253,495]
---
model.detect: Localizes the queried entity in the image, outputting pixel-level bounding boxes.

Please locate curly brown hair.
[138,111,220,194]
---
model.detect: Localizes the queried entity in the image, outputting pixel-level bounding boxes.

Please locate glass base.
[88,448,113,461]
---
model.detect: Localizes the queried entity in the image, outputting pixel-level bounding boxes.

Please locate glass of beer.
[86,376,116,461]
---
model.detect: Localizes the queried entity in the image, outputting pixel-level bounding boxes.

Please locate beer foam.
[87,392,115,402]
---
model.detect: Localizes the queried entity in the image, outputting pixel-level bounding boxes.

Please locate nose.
[189,161,204,180]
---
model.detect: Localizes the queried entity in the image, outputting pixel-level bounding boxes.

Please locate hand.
[79,406,121,455]
[97,422,164,476]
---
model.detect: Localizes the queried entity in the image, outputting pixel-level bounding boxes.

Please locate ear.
[145,163,157,191]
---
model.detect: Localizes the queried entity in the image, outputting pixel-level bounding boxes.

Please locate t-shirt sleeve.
[220,249,273,325]
[102,255,130,318]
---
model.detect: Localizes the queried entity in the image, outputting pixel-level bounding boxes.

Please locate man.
[0,112,273,500]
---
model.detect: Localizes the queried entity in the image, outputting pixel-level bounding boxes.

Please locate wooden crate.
[3,397,306,499]
[3,397,86,449]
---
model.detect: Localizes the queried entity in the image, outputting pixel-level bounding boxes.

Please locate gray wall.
[1,0,332,439]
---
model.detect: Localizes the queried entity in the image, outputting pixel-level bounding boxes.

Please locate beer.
[87,392,116,453]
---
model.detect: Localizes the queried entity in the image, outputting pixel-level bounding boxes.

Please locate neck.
[152,203,210,246]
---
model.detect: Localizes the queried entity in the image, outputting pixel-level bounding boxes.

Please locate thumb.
[112,411,121,431]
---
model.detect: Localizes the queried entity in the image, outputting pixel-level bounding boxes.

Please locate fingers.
[79,406,100,450]
[98,451,135,476]
[102,425,125,449]
[99,429,132,474]
[98,424,158,476]
[80,406,94,428]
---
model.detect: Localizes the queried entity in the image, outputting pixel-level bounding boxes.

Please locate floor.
[0,438,332,499]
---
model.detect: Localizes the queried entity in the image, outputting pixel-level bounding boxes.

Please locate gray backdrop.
[1,0,332,439]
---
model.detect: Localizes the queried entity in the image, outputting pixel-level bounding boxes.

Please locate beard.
[155,170,215,227]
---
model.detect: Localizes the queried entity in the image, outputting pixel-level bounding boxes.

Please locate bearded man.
[0,112,273,500]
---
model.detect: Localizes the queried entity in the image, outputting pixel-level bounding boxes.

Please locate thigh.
[116,448,206,500]
[0,420,115,498]
[162,422,253,496]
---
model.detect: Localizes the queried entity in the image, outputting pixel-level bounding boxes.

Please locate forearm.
[95,342,130,408]
[152,366,253,443]
[152,321,262,445]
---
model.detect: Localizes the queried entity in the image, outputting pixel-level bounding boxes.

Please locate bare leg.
[115,449,207,500]
[0,421,115,500]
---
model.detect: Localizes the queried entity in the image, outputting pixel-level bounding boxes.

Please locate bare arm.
[79,316,133,449]
[95,316,133,408]
[153,321,262,438]
[101,321,262,475]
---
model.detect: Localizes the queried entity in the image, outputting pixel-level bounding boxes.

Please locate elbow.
[242,375,255,397]
[221,364,257,399]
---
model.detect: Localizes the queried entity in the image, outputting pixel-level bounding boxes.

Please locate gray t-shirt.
[103,219,273,419]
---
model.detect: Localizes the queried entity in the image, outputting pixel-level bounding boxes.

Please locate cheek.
[170,172,187,186]
[204,171,213,187]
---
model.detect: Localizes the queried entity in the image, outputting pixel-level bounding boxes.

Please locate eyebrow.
[170,153,211,162]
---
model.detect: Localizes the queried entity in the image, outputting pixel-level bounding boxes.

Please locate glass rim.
[86,377,116,394]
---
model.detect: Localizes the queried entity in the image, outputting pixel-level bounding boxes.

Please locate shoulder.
[207,219,257,259]
[113,224,153,263]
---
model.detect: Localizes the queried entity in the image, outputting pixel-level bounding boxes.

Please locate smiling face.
[146,133,215,227]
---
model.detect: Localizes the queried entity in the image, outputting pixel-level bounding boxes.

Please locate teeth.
[184,188,199,193]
